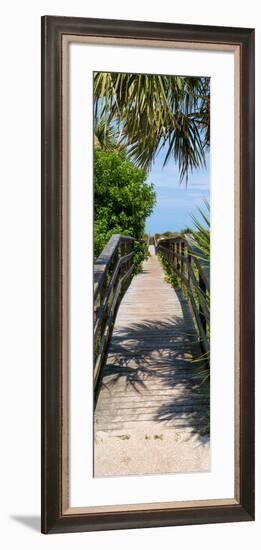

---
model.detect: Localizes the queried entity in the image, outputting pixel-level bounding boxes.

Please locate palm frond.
[94,72,210,180]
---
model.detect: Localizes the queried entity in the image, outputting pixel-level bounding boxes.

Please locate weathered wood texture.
[94,246,209,476]
[94,234,135,387]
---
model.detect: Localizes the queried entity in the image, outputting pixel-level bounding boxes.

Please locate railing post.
[172,240,175,266]
[199,273,207,336]
[180,240,185,294]
[176,241,180,273]
[172,241,175,270]
[187,245,191,291]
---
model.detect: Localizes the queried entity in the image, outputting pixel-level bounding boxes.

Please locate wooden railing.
[94,234,135,388]
[156,236,210,354]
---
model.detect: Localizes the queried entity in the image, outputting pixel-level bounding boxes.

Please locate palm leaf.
[94,72,210,180]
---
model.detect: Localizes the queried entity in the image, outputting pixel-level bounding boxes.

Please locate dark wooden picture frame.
[41,16,255,534]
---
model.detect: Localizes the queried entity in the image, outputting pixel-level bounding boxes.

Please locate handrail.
[94,234,134,300]
[156,235,210,354]
[94,234,135,389]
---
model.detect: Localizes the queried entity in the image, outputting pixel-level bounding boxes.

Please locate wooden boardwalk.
[94,246,209,476]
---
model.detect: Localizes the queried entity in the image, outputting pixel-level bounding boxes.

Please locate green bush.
[94,149,156,271]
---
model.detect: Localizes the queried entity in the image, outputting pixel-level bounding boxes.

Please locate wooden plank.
[94,248,209,476]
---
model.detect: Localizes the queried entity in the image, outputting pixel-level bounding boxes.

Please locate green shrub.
[94,149,156,272]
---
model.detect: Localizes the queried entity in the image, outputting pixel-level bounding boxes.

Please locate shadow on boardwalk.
[98,311,210,440]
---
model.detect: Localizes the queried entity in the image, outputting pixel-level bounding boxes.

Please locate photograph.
[93,71,211,477]
[40,15,255,534]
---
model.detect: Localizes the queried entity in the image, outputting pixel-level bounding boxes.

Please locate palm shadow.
[97,289,210,440]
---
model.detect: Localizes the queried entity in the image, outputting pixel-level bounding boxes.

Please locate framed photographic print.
[41,16,255,533]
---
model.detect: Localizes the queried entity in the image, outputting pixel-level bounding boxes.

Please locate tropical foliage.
[94,73,210,180]
[94,117,126,151]
[190,199,210,369]
[190,199,210,261]
[187,203,210,435]
[94,148,156,271]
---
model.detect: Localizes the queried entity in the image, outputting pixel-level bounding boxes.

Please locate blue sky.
[145,146,210,234]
